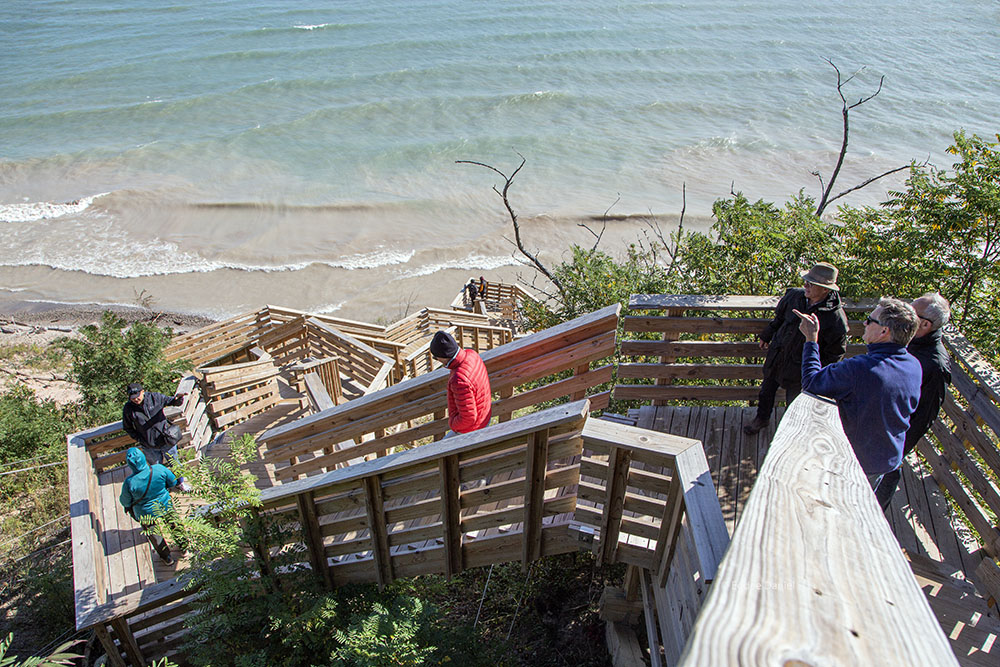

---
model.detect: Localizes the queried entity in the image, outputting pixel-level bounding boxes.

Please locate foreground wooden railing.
[680,393,958,665]
[616,294,873,403]
[259,304,621,481]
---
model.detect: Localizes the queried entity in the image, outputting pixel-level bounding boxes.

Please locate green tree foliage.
[59,312,189,423]
[837,130,1000,356]
[0,387,72,463]
[0,633,79,667]
[673,192,840,296]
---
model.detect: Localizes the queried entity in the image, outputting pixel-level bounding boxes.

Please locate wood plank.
[521,429,549,566]
[93,624,126,667]
[597,446,631,565]
[942,393,1000,479]
[110,617,145,667]
[628,293,876,312]
[622,315,774,334]
[438,456,462,578]
[679,394,959,666]
[613,385,767,402]
[617,363,763,381]
[297,492,334,590]
[363,476,392,589]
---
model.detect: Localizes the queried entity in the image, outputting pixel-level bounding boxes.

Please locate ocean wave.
[0,243,417,279]
[0,193,110,223]
[293,23,333,30]
[394,253,523,280]
[313,301,345,314]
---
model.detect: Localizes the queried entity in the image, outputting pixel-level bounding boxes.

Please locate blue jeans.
[140,444,178,467]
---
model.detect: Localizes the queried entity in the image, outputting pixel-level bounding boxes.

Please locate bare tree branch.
[822,162,920,209]
[457,155,563,295]
[579,194,619,251]
[814,59,897,217]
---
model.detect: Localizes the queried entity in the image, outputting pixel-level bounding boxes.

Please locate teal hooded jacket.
[119,446,177,522]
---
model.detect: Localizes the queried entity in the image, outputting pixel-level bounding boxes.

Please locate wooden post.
[654,474,685,587]
[109,618,144,667]
[598,446,632,566]
[433,410,447,441]
[296,491,334,590]
[522,429,550,568]
[439,455,463,578]
[94,624,126,667]
[571,362,591,401]
[363,476,392,589]
[497,386,514,422]
[654,307,683,406]
[639,568,664,667]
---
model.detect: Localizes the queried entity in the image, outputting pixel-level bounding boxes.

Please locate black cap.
[127,382,143,397]
[429,330,459,360]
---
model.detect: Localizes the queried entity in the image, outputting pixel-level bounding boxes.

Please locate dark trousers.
[753,375,802,422]
[141,514,186,561]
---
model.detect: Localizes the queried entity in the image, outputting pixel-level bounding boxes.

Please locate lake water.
[1,0,997,320]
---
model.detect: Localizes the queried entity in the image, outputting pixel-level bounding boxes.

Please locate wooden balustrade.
[259,304,621,481]
[679,393,958,665]
[163,309,269,368]
[303,318,395,393]
[199,349,282,430]
[616,294,876,404]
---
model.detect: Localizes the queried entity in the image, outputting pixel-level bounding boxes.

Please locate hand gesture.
[793,309,820,343]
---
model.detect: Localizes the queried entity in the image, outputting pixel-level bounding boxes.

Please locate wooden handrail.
[679,393,958,665]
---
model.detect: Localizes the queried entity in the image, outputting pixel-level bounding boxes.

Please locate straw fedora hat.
[801,262,839,291]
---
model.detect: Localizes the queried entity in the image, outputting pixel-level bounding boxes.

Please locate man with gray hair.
[875,293,952,510]
[794,298,922,489]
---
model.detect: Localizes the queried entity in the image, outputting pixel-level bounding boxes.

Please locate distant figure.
[122,382,191,491]
[795,297,921,489]
[875,293,952,510]
[119,446,184,565]
[744,263,849,435]
[430,330,492,434]
[478,276,487,299]
[464,278,478,307]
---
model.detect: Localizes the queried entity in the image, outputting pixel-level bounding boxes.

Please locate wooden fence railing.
[259,304,621,482]
[163,309,269,368]
[931,328,1000,604]
[679,393,959,665]
[615,294,875,404]
[199,348,282,431]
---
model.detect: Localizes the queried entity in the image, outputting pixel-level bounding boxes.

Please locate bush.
[59,312,190,423]
[0,387,71,464]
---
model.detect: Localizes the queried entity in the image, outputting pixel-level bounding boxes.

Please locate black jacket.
[122,391,182,449]
[760,287,849,386]
[903,328,951,455]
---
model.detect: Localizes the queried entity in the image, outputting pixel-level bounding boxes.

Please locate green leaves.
[0,633,81,667]
[58,311,190,423]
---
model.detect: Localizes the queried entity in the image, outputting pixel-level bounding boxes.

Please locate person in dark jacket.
[875,293,952,510]
[123,382,191,491]
[430,330,492,434]
[119,446,183,565]
[795,297,922,488]
[744,263,849,435]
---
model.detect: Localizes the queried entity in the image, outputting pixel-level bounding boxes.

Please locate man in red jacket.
[430,330,492,434]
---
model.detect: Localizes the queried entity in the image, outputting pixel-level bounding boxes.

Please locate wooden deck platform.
[634,404,999,667]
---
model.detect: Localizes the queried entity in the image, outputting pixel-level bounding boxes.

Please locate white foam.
[323,249,415,270]
[0,193,110,223]
[293,23,331,30]
[395,253,523,280]
[313,301,345,314]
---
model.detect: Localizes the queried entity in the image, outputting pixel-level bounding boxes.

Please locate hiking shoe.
[161,554,176,566]
[743,417,769,435]
[177,477,193,493]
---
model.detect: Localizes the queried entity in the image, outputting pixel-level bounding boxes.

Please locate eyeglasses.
[864,316,882,326]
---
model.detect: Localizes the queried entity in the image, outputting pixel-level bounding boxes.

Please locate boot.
[743,417,769,435]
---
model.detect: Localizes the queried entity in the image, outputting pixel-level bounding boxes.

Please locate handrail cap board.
[629,294,878,312]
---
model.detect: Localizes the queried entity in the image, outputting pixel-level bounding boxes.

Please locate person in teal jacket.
[119,446,184,565]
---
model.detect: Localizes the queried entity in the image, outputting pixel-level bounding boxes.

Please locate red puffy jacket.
[446,348,492,433]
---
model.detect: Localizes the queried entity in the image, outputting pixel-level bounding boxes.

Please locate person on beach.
[122,382,191,491]
[430,330,492,434]
[119,446,185,565]
[795,297,922,489]
[874,293,952,510]
[744,263,849,435]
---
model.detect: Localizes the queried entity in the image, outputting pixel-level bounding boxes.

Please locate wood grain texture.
[679,394,959,666]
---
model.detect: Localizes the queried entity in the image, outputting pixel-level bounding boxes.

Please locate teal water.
[0,0,997,317]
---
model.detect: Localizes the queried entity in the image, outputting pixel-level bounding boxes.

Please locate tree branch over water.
[813,59,914,217]
[456,154,563,295]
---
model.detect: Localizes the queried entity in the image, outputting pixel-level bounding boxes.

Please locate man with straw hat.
[744,262,849,435]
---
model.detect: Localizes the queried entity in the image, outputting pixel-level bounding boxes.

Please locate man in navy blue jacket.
[794,298,922,488]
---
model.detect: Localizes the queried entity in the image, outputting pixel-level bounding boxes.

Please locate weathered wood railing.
[163,309,269,368]
[929,328,1000,604]
[615,294,873,404]
[680,393,959,665]
[199,348,282,430]
[259,304,620,481]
